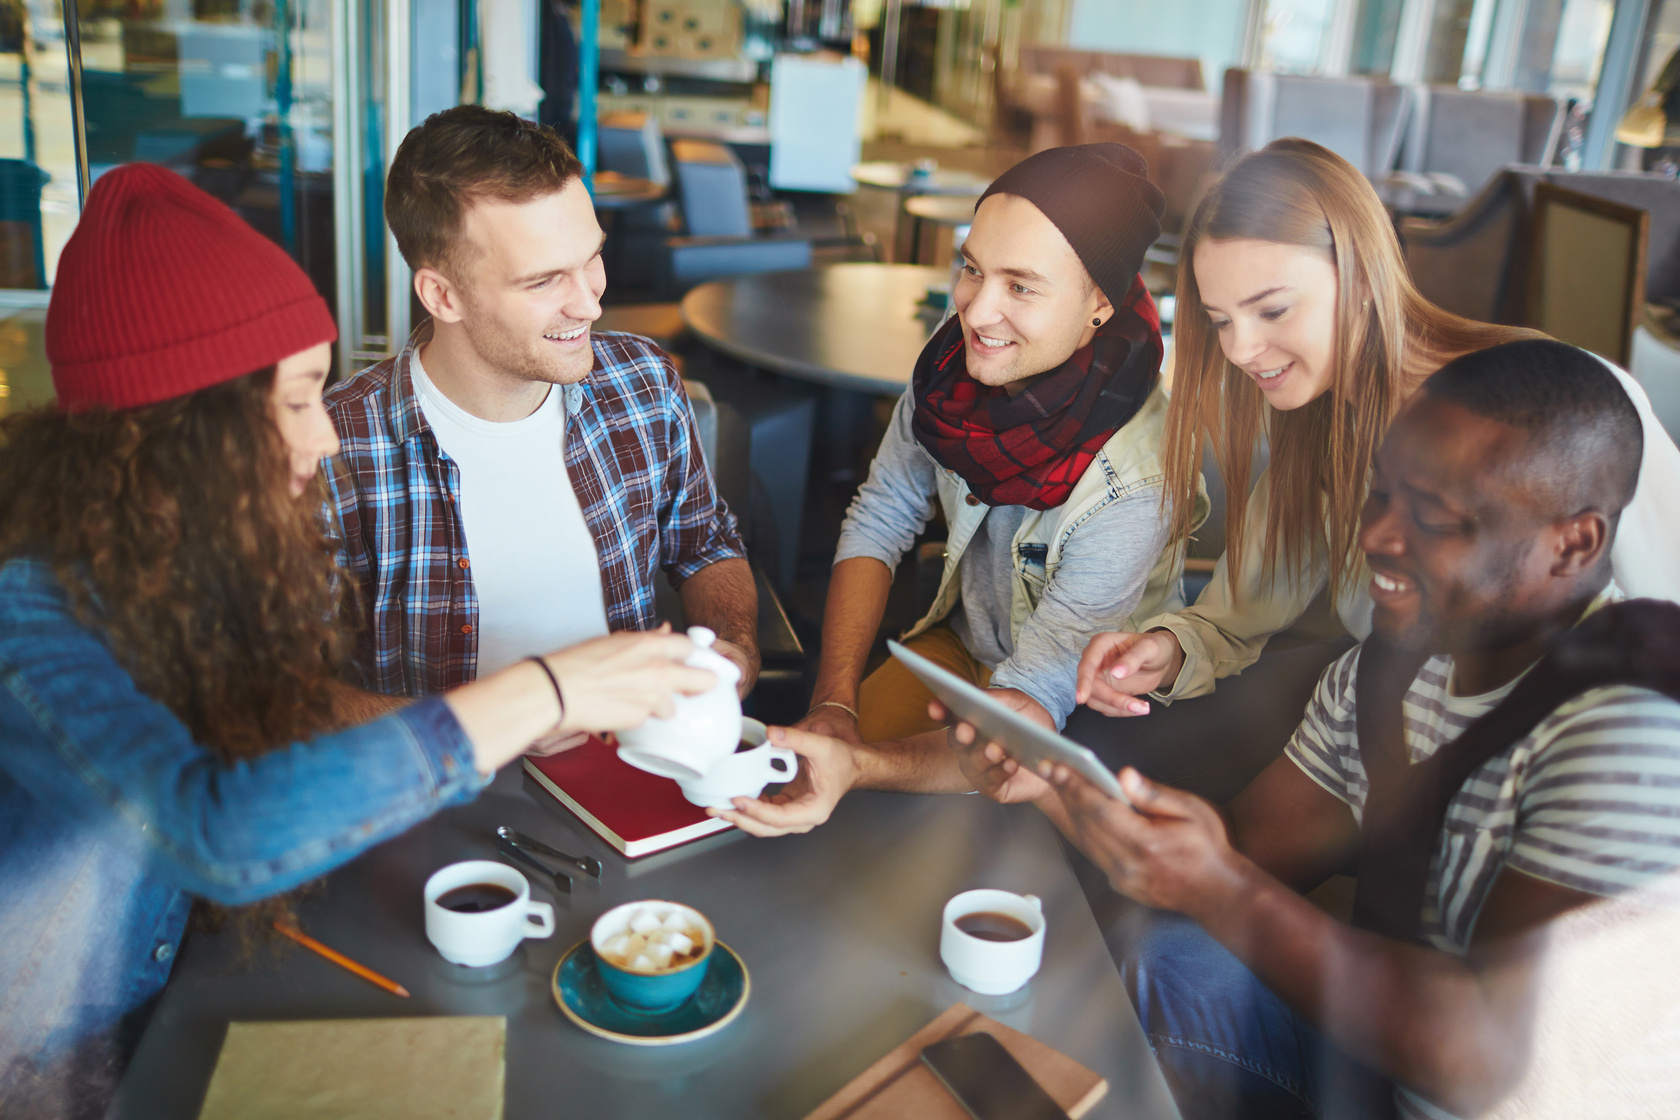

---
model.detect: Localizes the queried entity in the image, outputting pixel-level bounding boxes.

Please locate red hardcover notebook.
[521,736,733,858]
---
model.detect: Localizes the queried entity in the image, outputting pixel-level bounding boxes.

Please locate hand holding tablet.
[888,641,1130,804]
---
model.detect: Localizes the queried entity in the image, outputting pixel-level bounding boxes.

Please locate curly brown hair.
[0,369,346,936]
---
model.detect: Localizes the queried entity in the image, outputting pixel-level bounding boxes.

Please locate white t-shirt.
[411,353,609,677]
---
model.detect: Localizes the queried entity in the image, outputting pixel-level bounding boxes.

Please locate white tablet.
[888,640,1129,803]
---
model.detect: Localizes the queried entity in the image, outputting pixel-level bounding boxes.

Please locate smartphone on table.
[920,1032,1071,1120]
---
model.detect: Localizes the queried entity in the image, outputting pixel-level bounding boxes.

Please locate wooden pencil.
[272,921,411,998]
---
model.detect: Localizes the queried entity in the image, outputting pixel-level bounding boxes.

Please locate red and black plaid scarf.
[910,276,1163,510]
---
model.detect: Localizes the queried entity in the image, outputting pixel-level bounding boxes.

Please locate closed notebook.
[196,1016,504,1120]
[802,1003,1108,1120]
[522,735,732,858]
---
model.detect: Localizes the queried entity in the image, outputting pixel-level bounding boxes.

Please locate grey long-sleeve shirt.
[835,392,1172,726]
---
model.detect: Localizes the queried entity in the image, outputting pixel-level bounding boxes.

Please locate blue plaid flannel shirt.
[322,322,746,697]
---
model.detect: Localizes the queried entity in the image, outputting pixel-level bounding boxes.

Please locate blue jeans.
[1124,914,1395,1120]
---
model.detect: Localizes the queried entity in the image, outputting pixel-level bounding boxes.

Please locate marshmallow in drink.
[648,943,674,968]
[661,912,688,931]
[603,934,632,962]
[631,954,656,971]
[629,909,663,935]
[667,931,695,957]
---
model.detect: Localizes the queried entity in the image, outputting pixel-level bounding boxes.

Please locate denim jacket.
[0,558,487,1117]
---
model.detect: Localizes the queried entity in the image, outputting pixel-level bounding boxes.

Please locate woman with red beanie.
[0,165,713,1117]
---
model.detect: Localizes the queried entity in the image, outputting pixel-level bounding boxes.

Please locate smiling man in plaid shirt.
[323,106,756,709]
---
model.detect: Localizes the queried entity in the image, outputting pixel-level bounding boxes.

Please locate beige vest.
[902,382,1208,647]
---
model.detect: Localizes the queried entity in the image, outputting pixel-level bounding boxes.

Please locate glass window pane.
[1352,0,1405,76]
[1258,0,1336,75]
[1457,0,1501,87]
[0,1,75,289]
[25,0,336,303]
[1549,0,1616,100]
[1420,0,1477,84]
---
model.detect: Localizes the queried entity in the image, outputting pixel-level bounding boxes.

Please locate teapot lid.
[685,626,741,684]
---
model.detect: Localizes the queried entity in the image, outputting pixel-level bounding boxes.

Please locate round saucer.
[552,939,749,1046]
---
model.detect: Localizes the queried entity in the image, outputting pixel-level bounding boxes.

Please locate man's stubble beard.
[1383,546,1533,659]
[459,303,591,387]
[962,317,1087,390]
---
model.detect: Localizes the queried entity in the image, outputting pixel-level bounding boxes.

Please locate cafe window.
[1254,0,1340,73]
[1259,0,1623,99]
[3,0,337,302]
[1456,0,1616,95]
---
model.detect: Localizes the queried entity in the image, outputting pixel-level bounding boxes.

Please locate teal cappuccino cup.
[590,900,714,1013]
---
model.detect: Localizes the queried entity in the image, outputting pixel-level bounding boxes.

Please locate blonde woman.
[1065,138,1680,795]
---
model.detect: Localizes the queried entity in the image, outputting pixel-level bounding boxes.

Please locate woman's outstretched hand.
[1074,630,1186,716]
[545,627,717,733]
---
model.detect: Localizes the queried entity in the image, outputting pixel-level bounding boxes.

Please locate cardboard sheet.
[196,1016,505,1120]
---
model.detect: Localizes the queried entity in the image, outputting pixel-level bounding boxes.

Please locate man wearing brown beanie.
[715,144,1205,838]
[324,106,758,709]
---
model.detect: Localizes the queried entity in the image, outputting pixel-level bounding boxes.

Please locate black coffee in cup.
[954,911,1035,942]
[437,883,519,913]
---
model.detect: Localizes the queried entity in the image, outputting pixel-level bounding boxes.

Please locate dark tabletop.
[113,766,1180,1120]
[680,263,949,394]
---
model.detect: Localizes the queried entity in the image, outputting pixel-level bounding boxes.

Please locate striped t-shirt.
[1287,644,1680,957]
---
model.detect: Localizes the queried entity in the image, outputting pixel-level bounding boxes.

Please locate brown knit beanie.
[977,144,1165,306]
[47,163,337,413]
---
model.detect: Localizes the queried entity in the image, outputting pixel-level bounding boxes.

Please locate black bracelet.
[525,656,566,724]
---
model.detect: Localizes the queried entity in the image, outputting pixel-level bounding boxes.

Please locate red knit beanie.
[47,163,337,412]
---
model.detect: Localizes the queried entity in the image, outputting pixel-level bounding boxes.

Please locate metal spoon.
[496,826,603,879]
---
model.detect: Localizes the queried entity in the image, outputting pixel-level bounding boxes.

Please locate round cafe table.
[680,263,948,395]
[852,164,989,262]
[903,194,978,265]
[850,160,991,197]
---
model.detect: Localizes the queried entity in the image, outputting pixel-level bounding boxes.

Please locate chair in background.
[672,139,758,237]
[1218,69,1410,181]
[596,111,683,293]
[599,129,813,297]
[1402,166,1680,429]
[1400,166,1680,326]
[598,111,670,187]
[1381,86,1563,215]
[664,140,812,290]
[651,377,807,724]
[0,159,47,290]
[1527,183,1647,367]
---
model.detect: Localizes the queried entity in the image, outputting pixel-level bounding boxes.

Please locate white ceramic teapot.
[614,628,796,807]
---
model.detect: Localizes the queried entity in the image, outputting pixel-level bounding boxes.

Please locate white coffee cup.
[676,717,798,808]
[424,860,555,967]
[939,889,1045,995]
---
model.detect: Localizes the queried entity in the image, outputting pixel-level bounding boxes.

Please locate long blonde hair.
[1164,138,1539,598]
